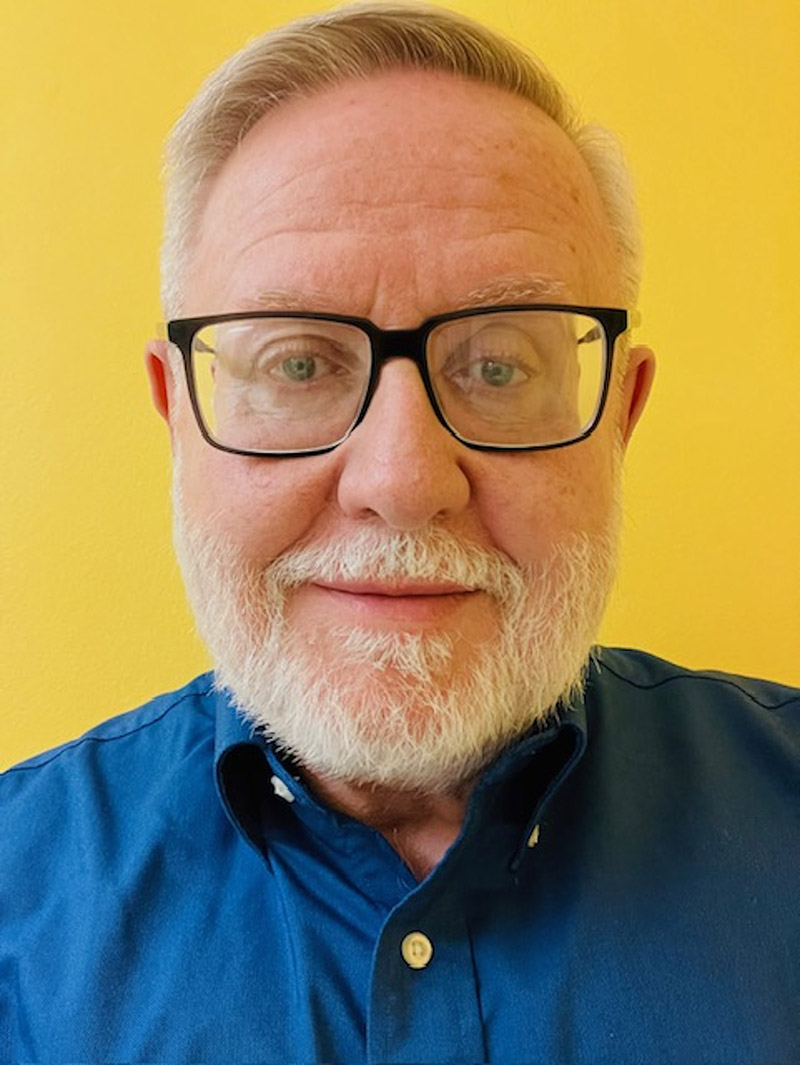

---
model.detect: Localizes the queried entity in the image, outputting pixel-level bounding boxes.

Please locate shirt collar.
[211,676,589,867]
[212,685,273,858]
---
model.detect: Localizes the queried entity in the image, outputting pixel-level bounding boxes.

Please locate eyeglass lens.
[188,309,607,453]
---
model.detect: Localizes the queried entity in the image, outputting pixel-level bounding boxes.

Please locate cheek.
[473,445,617,566]
[176,425,337,564]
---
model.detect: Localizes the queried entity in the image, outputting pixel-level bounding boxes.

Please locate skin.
[147,70,654,877]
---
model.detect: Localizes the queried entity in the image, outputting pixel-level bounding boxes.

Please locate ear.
[618,345,655,448]
[145,339,173,422]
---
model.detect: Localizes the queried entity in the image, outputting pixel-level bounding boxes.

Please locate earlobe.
[145,340,172,422]
[619,345,656,447]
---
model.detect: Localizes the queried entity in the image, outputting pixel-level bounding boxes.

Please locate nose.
[335,360,471,529]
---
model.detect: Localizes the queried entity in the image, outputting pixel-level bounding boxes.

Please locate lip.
[304,580,480,623]
[312,579,475,597]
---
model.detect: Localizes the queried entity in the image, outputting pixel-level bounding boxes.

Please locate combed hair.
[161,2,641,316]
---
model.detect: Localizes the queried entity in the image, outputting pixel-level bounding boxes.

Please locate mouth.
[312,579,476,598]
[302,579,481,624]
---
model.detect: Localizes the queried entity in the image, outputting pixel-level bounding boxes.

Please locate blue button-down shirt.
[2,648,799,1063]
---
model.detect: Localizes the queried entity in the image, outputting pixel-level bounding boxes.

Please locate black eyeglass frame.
[167,303,631,458]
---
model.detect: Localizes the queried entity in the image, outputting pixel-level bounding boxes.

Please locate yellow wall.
[2,1,798,769]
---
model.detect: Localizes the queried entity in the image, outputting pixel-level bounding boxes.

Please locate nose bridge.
[357,322,440,436]
[335,355,470,529]
[363,355,444,456]
[371,325,429,375]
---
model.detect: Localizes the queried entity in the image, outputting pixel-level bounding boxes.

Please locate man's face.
[151,70,652,790]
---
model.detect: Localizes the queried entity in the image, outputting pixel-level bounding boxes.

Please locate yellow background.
[2,0,798,770]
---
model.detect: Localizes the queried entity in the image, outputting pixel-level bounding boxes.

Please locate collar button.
[270,774,295,803]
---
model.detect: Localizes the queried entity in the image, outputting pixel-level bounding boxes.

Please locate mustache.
[264,525,527,602]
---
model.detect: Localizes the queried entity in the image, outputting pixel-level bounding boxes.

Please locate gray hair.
[161,2,641,317]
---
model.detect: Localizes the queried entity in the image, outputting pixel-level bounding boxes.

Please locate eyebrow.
[243,288,331,313]
[244,275,569,318]
[455,275,568,308]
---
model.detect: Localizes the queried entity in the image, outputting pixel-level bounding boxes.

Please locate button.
[270,774,295,803]
[401,931,434,970]
[527,824,541,848]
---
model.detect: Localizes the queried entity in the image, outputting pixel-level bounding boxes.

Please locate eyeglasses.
[167,304,631,457]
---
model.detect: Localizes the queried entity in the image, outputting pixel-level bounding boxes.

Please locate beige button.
[527,824,541,848]
[401,931,434,970]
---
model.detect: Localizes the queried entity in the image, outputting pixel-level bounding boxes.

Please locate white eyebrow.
[455,275,569,308]
[244,288,331,312]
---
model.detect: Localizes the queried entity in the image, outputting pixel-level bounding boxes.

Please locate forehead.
[184,69,621,319]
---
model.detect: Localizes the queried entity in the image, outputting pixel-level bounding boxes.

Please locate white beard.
[173,479,620,793]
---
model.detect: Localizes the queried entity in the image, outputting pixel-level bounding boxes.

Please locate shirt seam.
[599,657,799,711]
[2,680,216,777]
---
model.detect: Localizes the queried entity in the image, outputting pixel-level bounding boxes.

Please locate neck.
[302,769,474,880]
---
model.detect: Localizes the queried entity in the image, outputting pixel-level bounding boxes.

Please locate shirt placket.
[367,893,485,1064]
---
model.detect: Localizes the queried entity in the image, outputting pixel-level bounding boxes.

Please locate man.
[2,5,798,1063]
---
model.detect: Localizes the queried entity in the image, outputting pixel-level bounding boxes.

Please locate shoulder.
[0,674,220,855]
[583,647,800,778]
[0,674,232,951]
[592,646,800,713]
[2,673,217,779]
